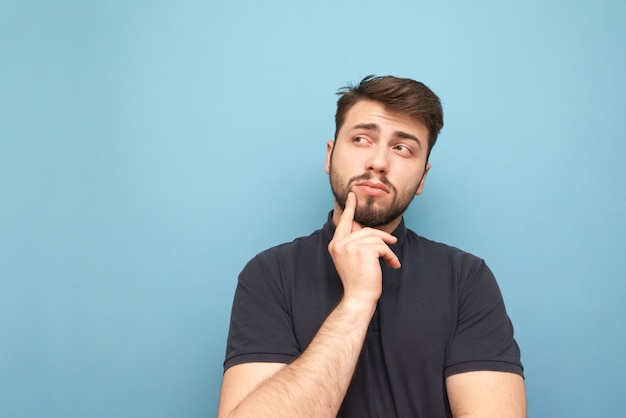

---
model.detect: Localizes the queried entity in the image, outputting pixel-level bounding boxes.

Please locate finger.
[354,232,399,268]
[340,232,400,268]
[334,192,357,238]
[380,248,401,269]
[343,227,397,245]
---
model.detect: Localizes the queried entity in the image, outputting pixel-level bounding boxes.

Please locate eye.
[352,136,371,145]
[393,144,414,156]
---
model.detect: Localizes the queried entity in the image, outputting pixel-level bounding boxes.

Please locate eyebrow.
[351,123,423,148]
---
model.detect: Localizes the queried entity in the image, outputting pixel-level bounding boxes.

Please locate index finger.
[334,192,357,238]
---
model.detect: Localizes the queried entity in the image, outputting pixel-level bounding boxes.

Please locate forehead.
[340,100,428,135]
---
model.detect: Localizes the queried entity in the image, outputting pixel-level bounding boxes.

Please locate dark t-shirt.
[224,215,523,417]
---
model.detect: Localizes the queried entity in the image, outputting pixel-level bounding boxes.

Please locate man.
[218,75,526,417]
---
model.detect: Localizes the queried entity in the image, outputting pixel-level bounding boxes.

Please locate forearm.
[226,298,375,418]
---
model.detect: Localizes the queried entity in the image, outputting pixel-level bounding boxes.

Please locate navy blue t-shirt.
[224,215,523,417]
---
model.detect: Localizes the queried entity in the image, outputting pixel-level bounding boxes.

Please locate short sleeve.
[223,253,300,371]
[444,258,524,378]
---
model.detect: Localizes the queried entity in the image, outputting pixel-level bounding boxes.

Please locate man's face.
[325,100,431,230]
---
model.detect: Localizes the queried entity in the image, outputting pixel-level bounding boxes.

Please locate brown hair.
[335,75,444,157]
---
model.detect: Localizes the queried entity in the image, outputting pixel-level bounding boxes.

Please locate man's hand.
[327,192,401,305]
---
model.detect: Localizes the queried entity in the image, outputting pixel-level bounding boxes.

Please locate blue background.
[1,1,625,417]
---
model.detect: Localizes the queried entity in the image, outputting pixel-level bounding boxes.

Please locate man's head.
[326,76,444,231]
[335,75,443,158]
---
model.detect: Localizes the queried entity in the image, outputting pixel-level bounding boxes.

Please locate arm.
[217,298,376,418]
[446,371,527,418]
[217,192,400,418]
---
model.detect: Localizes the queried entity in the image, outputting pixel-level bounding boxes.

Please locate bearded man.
[218,75,526,418]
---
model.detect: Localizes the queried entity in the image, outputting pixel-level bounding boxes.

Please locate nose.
[366,145,389,174]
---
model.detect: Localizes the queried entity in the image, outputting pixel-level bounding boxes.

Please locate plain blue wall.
[1,1,625,417]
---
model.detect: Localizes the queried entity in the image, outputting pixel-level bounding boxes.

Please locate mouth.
[354,181,390,196]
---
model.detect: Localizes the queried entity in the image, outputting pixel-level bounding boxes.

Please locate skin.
[217,100,526,417]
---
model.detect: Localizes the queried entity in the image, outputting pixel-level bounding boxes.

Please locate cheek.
[330,153,356,175]
[394,169,425,195]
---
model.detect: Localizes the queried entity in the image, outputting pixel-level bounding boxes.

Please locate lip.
[355,181,389,195]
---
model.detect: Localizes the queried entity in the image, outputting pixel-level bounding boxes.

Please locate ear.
[415,163,431,195]
[325,140,334,174]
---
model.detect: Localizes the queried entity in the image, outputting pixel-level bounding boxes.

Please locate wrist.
[336,296,377,320]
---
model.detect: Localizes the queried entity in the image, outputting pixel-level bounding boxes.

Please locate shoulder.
[257,227,326,261]
[404,229,485,267]
[401,229,497,296]
[235,226,332,307]
[240,227,327,278]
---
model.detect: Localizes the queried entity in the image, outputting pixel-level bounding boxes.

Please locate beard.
[329,165,419,228]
